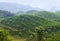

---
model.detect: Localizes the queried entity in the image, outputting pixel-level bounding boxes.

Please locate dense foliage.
[0,29,10,41]
[0,10,60,41]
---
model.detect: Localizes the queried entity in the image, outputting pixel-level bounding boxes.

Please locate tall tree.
[36,27,46,41]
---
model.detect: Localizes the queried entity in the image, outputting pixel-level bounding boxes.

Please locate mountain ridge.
[0,2,41,13]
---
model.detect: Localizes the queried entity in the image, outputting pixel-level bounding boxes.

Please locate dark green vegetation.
[0,10,13,17]
[0,10,14,21]
[1,15,56,30]
[0,29,10,41]
[0,10,60,41]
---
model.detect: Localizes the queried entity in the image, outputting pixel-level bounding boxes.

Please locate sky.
[0,0,60,11]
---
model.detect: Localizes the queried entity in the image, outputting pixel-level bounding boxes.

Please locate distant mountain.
[26,10,38,13]
[15,10,38,15]
[34,11,59,19]
[15,11,60,22]
[0,2,41,13]
[0,10,14,18]
[26,11,60,21]
[0,10,14,21]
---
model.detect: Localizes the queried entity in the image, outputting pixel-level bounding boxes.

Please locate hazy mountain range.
[0,2,41,13]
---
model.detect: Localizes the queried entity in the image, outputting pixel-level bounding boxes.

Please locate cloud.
[0,0,60,11]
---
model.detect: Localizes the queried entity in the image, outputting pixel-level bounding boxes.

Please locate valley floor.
[9,36,26,41]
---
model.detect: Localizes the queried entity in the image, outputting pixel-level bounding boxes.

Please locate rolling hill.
[14,10,60,22]
[34,11,60,19]
[1,15,59,37]
[1,15,55,30]
[19,11,60,19]
[25,11,60,22]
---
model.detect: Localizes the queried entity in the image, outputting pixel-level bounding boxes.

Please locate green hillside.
[1,15,56,30]
[1,15,59,37]
[0,13,60,41]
